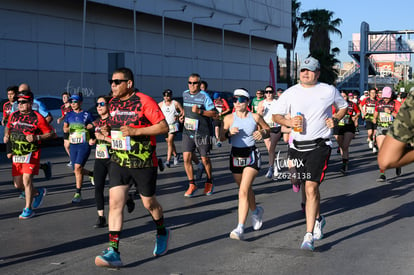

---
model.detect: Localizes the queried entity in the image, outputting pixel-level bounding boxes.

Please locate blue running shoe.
[19,191,25,199]
[19,208,34,219]
[95,247,123,268]
[32,187,47,209]
[153,228,170,256]
[300,232,314,251]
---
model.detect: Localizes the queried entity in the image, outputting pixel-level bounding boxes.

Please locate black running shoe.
[376,174,386,182]
[126,196,135,213]
[94,216,107,228]
[396,167,402,176]
[158,158,164,172]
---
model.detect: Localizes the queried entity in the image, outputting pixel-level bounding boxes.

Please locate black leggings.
[94,158,111,211]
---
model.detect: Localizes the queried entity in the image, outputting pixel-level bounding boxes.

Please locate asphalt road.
[1,129,414,275]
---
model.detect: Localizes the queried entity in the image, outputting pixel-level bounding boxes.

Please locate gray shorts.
[182,133,212,157]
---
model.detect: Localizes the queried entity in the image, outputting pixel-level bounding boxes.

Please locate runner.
[212,92,231,147]
[360,88,378,152]
[57,91,73,167]
[4,90,54,219]
[332,91,360,174]
[2,85,18,126]
[158,89,184,167]
[257,85,282,178]
[373,86,401,182]
[272,56,347,251]
[63,94,95,203]
[220,88,269,240]
[95,67,170,268]
[91,95,112,228]
[250,89,264,113]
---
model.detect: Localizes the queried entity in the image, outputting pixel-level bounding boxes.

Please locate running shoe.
[184,184,198,197]
[153,228,170,256]
[95,247,123,268]
[251,206,264,230]
[196,163,204,180]
[19,191,25,199]
[292,183,300,193]
[173,154,180,166]
[273,166,279,179]
[300,232,314,251]
[158,158,164,172]
[396,167,402,176]
[89,176,95,186]
[368,141,373,149]
[66,161,72,167]
[376,174,386,182]
[94,216,107,228]
[373,147,378,154]
[19,208,34,220]
[203,182,214,196]
[164,160,170,168]
[32,187,47,209]
[340,163,348,175]
[126,195,135,213]
[216,141,222,148]
[265,167,274,179]
[44,161,52,180]
[229,228,244,240]
[72,193,82,203]
[313,215,326,240]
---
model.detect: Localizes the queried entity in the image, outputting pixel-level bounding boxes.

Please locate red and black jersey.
[3,101,13,123]
[61,104,72,117]
[93,116,111,145]
[108,92,165,168]
[7,110,53,155]
[375,99,401,114]
[346,101,360,116]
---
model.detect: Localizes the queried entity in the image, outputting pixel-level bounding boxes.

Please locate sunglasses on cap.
[233,96,249,103]
[96,102,106,107]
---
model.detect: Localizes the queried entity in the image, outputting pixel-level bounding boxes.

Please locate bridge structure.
[337,22,414,92]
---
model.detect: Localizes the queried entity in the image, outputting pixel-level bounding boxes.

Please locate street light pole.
[191,12,214,71]
[162,6,187,89]
[221,19,243,90]
[249,26,268,92]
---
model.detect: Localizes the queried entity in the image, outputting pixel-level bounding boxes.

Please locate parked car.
[0,96,65,143]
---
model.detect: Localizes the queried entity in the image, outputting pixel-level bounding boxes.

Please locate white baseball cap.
[300,56,320,71]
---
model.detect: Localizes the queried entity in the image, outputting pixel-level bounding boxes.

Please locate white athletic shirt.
[160,100,178,125]
[272,82,347,143]
[262,99,279,128]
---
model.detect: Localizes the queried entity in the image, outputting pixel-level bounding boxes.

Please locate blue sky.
[294,0,413,66]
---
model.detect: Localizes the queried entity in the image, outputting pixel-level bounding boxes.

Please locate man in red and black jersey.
[373,86,401,182]
[2,85,18,126]
[95,68,170,268]
[4,90,55,219]
[360,88,379,152]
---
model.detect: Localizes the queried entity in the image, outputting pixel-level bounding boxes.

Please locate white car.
[0,96,65,142]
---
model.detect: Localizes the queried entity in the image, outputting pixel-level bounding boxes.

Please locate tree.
[299,9,342,84]
[284,0,301,87]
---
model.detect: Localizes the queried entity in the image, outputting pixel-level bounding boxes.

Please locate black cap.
[17,90,34,101]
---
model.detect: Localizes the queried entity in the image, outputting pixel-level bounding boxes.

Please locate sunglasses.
[109,79,128,85]
[264,90,273,94]
[188,81,200,85]
[233,96,249,103]
[96,102,106,107]
[18,100,30,105]
[70,100,79,103]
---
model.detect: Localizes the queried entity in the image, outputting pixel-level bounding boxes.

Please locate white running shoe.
[251,206,264,230]
[368,141,373,149]
[300,232,314,251]
[313,215,326,240]
[229,228,244,240]
[265,167,273,179]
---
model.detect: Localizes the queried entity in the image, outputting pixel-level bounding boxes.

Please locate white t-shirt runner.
[271,82,347,150]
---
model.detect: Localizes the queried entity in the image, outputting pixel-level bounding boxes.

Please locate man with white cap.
[373,86,402,182]
[271,56,348,251]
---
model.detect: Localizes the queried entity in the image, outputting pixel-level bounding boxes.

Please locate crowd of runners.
[2,56,414,268]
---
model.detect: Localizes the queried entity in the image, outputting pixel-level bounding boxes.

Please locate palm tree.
[299,9,342,84]
[284,0,301,87]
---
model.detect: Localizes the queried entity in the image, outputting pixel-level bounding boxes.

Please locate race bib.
[168,123,179,133]
[111,130,131,151]
[95,144,109,159]
[69,132,86,144]
[366,106,375,114]
[379,112,393,123]
[13,152,32,164]
[338,115,350,126]
[232,156,252,167]
[184,117,199,131]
